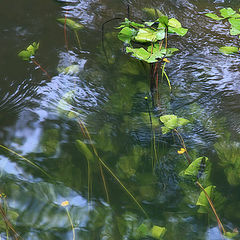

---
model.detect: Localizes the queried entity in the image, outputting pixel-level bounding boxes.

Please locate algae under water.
[0,0,240,239]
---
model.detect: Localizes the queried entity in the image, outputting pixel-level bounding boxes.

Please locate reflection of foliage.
[214,140,240,186]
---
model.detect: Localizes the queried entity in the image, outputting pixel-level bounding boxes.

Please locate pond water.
[0,0,240,239]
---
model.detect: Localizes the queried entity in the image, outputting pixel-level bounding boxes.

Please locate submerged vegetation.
[0,2,239,240]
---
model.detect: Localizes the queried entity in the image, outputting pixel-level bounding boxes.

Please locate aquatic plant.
[61,201,75,240]
[57,18,84,49]
[117,11,188,97]
[18,42,51,79]
[205,7,240,54]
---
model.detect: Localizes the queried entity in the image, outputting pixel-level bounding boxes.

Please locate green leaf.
[126,47,151,61]
[161,126,171,135]
[160,115,177,125]
[57,18,84,31]
[135,223,149,238]
[168,26,188,36]
[168,18,182,28]
[0,210,19,230]
[196,185,216,207]
[219,46,239,54]
[118,27,137,44]
[151,226,167,239]
[229,18,240,30]
[230,27,240,35]
[224,231,238,239]
[18,50,32,61]
[184,157,208,177]
[156,29,166,40]
[220,8,236,18]
[157,15,169,26]
[177,118,190,127]
[134,28,158,43]
[205,13,224,21]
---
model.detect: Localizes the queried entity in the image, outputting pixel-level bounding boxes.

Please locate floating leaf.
[151,225,167,239]
[18,42,39,61]
[229,18,240,31]
[118,27,137,44]
[219,46,239,54]
[126,47,151,61]
[168,18,182,28]
[205,13,224,21]
[230,27,240,35]
[160,114,190,133]
[220,8,236,18]
[134,28,158,43]
[57,18,84,31]
[168,26,188,36]
[157,15,169,26]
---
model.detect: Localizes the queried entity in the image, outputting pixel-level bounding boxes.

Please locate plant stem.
[74,30,81,49]
[66,208,75,240]
[196,181,226,235]
[32,59,51,79]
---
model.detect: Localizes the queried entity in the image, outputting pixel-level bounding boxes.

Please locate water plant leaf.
[230,27,240,35]
[168,26,188,36]
[196,185,215,208]
[205,13,224,21]
[134,28,158,43]
[0,210,19,230]
[57,18,84,31]
[157,15,169,26]
[224,231,238,239]
[126,47,151,61]
[75,140,94,162]
[160,115,190,133]
[151,225,167,239]
[229,18,240,31]
[168,18,182,28]
[60,65,80,75]
[117,18,144,29]
[184,157,209,178]
[220,8,236,18]
[118,27,137,44]
[18,42,39,61]
[135,223,149,238]
[219,46,239,54]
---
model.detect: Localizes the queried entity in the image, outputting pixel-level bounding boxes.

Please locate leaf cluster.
[159,114,190,134]
[117,15,188,63]
[18,42,39,61]
[206,7,240,54]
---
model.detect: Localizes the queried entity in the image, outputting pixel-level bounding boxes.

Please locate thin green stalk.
[0,144,51,178]
[78,120,109,203]
[162,63,171,90]
[66,208,75,240]
[196,181,226,235]
[79,121,147,217]
[74,30,81,49]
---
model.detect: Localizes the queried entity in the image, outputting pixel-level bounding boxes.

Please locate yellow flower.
[177,148,186,154]
[163,58,170,63]
[61,201,69,207]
